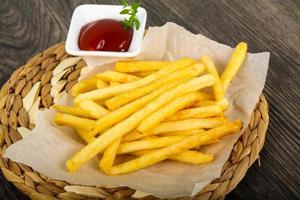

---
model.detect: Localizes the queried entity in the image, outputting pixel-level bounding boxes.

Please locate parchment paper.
[4,22,269,198]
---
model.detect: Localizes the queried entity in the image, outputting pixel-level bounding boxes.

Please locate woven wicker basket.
[0,43,269,200]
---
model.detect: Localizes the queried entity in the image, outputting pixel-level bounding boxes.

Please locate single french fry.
[123,118,224,142]
[106,63,205,110]
[169,150,214,164]
[138,92,200,132]
[88,79,184,137]
[74,58,195,104]
[158,129,204,137]
[118,136,187,154]
[122,129,204,143]
[109,120,243,175]
[96,79,109,89]
[66,74,214,172]
[71,77,97,97]
[166,105,223,121]
[78,100,110,119]
[76,129,96,144]
[201,55,224,100]
[194,139,221,151]
[194,98,229,110]
[54,113,95,130]
[132,149,214,164]
[115,61,172,72]
[145,117,226,135]
[99,138,122,174]
[52,105,93,119]
[95,70,140,83]
[131,71,156,77]
[109,81,121,86]
[221,42,248,93]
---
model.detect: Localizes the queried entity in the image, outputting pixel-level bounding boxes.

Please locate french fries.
[194,98,229,110]
[53,105,93,119]
[96,79,108,89]
[109,120,242,175]
[106,63,205,110]
[76,129,95,144]
[201,56,224,100]
[221,42,248,93]
[132,149,214,164]
[165,105,223,121]
[54,113,95,130]
[53,43,247,175]
[89,79,185,137]
[74,58,195,104]
[95,70,140,83]
[71,77,97,97]
[115,61,172,72]
[137,92,200,132]
[145,117,227,135]
[99,138,121,173]
[78,100,109,119]
[66,75,214,172]
[118,136,187,154]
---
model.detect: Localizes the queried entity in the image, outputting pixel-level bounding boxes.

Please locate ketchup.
[78,19,133,52]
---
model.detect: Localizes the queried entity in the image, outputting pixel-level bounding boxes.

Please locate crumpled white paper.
[5,22,269,198]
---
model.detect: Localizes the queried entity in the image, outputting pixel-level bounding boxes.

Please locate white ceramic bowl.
[65,4,147,57]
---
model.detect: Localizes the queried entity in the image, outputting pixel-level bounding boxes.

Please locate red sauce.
[78,19,133,52]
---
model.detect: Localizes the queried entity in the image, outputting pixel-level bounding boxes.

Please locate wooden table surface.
[0,0,299,199]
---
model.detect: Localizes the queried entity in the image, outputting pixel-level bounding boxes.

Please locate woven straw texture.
[0,43,269,200]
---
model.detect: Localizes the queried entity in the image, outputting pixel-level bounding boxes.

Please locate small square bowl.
[65,4,147,57]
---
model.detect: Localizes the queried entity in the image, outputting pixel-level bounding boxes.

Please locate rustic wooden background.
[0,0,299,199]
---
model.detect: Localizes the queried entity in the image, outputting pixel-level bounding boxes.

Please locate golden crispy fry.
[54,113,95,130]
[132,149,214,164]
[76,129,96,144]
[131,71,156,77]
[138,92,200,132]
[221,42,248,93]
[109,120,243,175]
[71,77,97,97]
[52,105,93,119]
[121,131,148,142]
[195,91,214,101]
[109,81,121,86]
[145,117,226,135]
[88,79,184,137]
[158,129,204,137]
[96,79,109,89]
[74,58,195,104]
[78,100,110,119]
[95,70,140,83]
[115,61,172,72]
[66,74,214,172]
[118,136,187,154]
[166,105,223,121]
[106,63,205,110]
[201,55,224,100]
[169,150,214,164]
[194,98,229,110]
[99,138,121,173]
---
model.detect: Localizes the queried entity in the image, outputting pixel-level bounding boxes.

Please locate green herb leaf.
[134,18,140,30]
[120,9,130,14]
[132,2,141,10]
[119,0,141,30]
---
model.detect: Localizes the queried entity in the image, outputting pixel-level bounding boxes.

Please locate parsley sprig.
[120,0,141,30]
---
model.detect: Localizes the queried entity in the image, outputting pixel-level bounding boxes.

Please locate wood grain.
[0,0,299,199]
